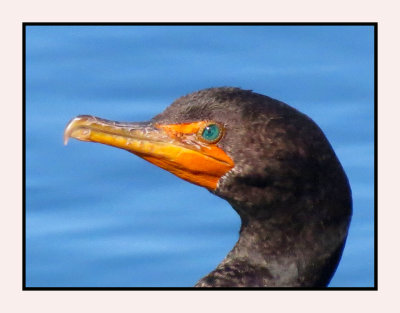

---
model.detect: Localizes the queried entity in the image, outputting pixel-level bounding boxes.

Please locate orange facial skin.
[64,116,234,190]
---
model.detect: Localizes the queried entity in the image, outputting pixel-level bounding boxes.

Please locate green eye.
[201,123,222,143]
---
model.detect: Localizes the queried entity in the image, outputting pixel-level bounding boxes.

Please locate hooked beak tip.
[63,135,70,146]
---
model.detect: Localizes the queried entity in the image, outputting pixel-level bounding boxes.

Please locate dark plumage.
[65,87,352,287]
[154,88,352,287]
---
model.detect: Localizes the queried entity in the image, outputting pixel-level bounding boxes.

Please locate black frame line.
[22,24,27,291]
[23,22,375,26]
[373,23,378,290]
[22,22,378,291]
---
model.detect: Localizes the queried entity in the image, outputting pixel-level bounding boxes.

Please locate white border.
[3,0,397,312]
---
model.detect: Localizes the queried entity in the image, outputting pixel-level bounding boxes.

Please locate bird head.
[64,87,351,223]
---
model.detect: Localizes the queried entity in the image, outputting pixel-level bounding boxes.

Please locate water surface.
[26,25,375,287]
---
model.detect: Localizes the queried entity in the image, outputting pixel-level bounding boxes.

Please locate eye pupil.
[201,124,220,142]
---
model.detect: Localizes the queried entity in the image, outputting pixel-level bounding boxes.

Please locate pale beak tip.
[63,135,70,146]
[63,120,74,146]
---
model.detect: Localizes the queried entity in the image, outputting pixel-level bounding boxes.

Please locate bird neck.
[196,206,347,287]
[226,217,307,287]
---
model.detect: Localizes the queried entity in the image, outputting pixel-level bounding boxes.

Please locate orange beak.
[64,115,234,190]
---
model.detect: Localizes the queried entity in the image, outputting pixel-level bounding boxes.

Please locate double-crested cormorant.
[64,87,352,287]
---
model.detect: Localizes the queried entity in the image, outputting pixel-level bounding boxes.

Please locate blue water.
[25,25,375,287]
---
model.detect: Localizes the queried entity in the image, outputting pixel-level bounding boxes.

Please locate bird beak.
[64,115,234,190]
